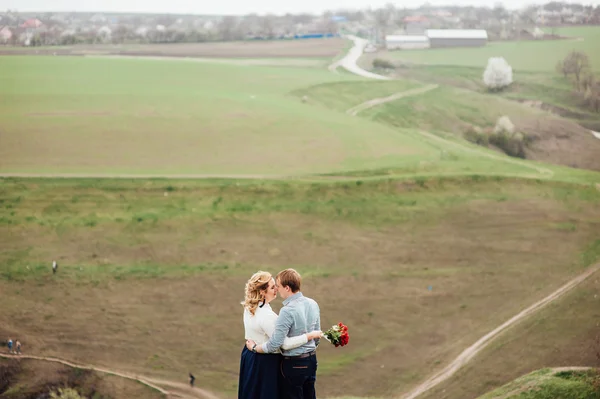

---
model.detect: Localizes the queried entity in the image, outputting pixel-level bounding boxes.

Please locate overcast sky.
[1,0,597,15]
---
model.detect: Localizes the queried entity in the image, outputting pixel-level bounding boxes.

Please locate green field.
[0,55,442,176]
[385,27,600,73]
[4,55,597,180]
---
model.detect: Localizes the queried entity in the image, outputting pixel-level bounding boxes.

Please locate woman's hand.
[307,331,322,340]
[246,339,256,351]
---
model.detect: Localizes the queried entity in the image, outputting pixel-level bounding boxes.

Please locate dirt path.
[400,262,600,399]
[0,353,219,399]
[346,84,439,116]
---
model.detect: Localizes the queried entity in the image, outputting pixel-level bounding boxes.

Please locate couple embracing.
[239,268,322,399]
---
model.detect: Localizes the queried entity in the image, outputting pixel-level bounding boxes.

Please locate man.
[52,260,58,274]
[15,340,21,355]
[189,372,195,387]
[246,269,321,399]
[7,338,13,354]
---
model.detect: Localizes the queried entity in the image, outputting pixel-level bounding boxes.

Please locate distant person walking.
[189,373,195,387]
[52,260,58,274]
[7,339,13,354]
[15,340,21,355]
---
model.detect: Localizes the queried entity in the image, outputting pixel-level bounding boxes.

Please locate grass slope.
[0,357,164,399]
[420,256,600,399]
[384,27,600,73]
[376,63,600,131]
[1,177,599,397]
[294,78,600,172]
[478,368,600,399]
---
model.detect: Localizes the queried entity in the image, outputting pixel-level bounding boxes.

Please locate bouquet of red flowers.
[322,322,349,347]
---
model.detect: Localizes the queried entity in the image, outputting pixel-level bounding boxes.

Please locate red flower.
[323,322,350,348]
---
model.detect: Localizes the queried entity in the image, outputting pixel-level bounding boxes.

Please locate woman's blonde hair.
[242,271,272,316]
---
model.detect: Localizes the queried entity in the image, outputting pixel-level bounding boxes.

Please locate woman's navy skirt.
[238,345,282,399]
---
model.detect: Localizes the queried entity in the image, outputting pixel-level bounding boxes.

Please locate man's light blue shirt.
[261,292,321,356]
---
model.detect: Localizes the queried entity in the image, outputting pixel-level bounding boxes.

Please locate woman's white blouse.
[243,303,307,351]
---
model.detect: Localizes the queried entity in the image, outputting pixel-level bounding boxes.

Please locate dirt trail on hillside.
[346,84,439,116]
[400,262,600,399]
[0,353,219,399]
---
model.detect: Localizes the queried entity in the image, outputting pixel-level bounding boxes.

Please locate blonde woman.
[239,271,321,399]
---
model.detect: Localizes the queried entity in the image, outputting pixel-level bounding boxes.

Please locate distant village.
[0,1,599,48]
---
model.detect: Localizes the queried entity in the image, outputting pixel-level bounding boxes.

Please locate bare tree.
[556,59,570,78]
[564,51,590,91]
[218,16,239,41]
[394,7,408,31]
[373,3,395,43]
[260,14,276,39]
[581,72,595,92]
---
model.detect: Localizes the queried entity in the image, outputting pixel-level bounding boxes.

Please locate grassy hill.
[1,176,599,397]
[478,368,600,399]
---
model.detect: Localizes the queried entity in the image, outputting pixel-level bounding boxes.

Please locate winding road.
[329,35,391,80]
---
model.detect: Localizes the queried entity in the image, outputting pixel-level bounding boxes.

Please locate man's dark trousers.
[280,352,317,399]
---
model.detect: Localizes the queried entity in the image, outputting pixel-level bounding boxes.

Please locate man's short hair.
[276,269,301,293]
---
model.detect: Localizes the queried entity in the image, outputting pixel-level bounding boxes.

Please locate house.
[385,35,430,50]
[20,18,43,29]
[0,26,13,43]
[426,29,488,48]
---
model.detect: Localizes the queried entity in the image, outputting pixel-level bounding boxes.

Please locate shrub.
[483,57,513,91]
[373,58,395,69]
[463,126,489,146]
[50,388,86,399]
[489,131,528,159]
[494,115,515,135]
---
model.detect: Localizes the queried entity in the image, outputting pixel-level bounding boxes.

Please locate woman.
[239,271,321,399]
